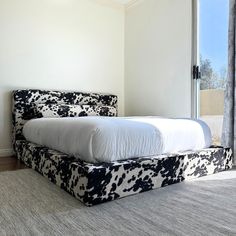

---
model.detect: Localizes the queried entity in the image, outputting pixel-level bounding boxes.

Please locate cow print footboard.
[15,140,233,206]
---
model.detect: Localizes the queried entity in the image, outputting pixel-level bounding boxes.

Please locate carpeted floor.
[0,169,235,236]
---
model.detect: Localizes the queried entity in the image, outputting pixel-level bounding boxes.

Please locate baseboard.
[0,148,14,157]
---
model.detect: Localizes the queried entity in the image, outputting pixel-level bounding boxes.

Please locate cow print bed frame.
[13,89,233,206]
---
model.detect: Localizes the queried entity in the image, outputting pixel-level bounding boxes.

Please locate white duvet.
[23,116,212,163]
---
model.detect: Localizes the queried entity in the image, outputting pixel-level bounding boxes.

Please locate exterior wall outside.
[200,89,224,116]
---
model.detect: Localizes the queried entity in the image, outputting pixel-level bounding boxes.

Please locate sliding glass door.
[193,0,229,145]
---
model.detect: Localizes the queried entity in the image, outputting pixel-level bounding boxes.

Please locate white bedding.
[23,116,212,163]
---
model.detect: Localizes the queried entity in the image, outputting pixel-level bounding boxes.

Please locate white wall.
[125,0,192,117]
[0,0,193,156]
[0,0,124,155]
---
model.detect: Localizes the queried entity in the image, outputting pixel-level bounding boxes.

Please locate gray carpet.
[0,169,235,236]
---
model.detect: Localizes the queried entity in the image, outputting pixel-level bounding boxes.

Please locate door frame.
[191,0,200,118]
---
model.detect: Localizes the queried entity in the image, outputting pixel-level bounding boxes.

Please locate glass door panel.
[198,0,229,145]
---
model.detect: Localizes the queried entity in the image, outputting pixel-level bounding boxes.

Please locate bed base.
[12,89,233,206]
[16,140,233,206]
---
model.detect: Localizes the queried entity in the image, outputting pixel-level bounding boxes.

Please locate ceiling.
[111,0,134,5]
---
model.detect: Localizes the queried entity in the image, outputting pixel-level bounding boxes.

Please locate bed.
[13,89,233,206]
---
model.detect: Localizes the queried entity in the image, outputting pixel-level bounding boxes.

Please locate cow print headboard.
[12,89,118,150]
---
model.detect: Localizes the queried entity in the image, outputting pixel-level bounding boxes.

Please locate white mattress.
[23,116,212,163]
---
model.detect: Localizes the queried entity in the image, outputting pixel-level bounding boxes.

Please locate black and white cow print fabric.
[16,139,233,206]
[36,103,117,118]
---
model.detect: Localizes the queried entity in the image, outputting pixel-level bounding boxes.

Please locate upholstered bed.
[13,89,233,206]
